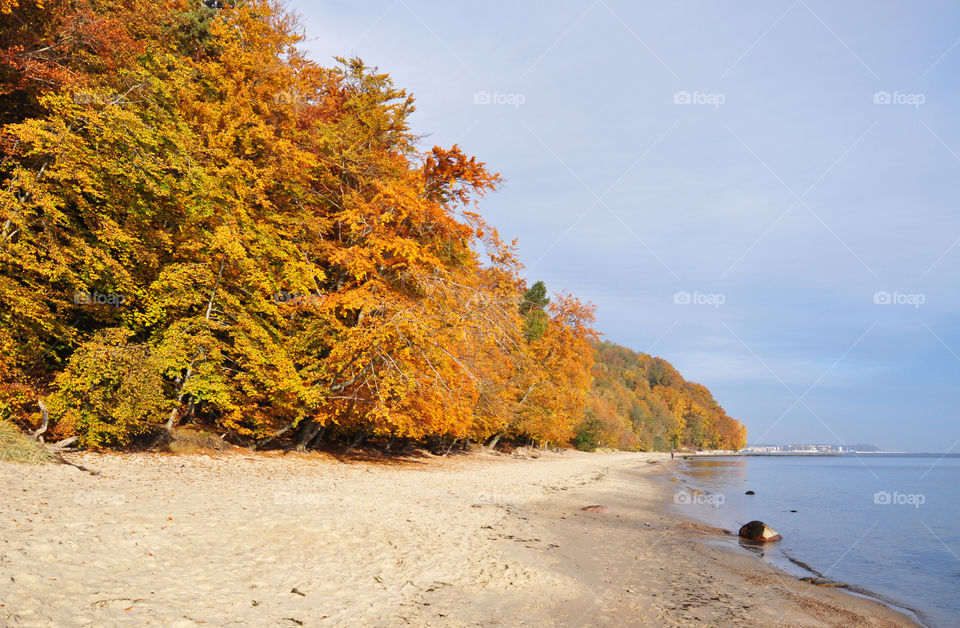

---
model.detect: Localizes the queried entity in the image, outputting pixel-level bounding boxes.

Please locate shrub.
[572,416,603,451]
[48,329,172,449]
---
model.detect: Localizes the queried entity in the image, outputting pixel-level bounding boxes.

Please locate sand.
[0,449,919,626]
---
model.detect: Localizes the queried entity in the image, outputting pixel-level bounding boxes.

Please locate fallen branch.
[50,451,99,475]
[253,419,298,450]
[46,435,78,452]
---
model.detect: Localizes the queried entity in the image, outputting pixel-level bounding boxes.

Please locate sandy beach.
[0,449,918,626]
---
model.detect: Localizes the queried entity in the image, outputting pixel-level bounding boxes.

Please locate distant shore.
[683,451,914,457]
[0,450,918,626]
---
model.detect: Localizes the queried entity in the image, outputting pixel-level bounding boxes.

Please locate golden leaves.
[0,0,743,454]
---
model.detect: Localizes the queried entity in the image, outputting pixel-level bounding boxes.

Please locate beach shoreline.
[667,459,929,627]
[517,454,919,627]
[0,449,920,626]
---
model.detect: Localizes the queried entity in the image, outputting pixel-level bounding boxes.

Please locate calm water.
[671,455,960,628]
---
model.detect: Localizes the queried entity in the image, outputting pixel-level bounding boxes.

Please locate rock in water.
[581,505,611,514]
[745,490,756,495]
[738,520,782,542]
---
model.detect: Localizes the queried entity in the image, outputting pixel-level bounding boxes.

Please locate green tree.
[519,280,550,342]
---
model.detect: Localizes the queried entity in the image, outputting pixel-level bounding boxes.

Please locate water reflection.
[679,457,749,484]
[737,538,773,557]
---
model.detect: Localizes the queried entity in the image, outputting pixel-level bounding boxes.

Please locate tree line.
[579,342,747,451]
[0,0,746,453]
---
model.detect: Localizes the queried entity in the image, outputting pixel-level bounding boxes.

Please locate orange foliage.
[0,0,744,453]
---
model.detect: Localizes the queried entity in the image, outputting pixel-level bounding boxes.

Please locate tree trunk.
[487,433,503,450]
[295,418,323,450]
[348,430,369,450]
[167,261,222,431]
[307,426,326,449]
[166,362,195,431]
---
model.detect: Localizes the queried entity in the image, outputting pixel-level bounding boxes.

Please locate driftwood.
[49,451,99,475]
[32,399,79,451]
[32,399,49,441]
[47,435,78,451]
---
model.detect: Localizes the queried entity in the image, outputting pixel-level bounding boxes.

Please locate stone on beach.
[581,505,612,513]
[738,520,782,542]
[512,447,540,459]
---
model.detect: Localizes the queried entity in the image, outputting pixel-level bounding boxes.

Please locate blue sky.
[291,0,960,452]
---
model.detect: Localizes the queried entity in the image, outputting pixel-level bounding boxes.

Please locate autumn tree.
[585,341,747,451]
[0,0,743,453]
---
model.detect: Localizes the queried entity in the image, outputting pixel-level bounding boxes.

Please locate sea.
[670,454,960,628]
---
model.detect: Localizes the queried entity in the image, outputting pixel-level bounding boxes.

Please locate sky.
[290,0,960,452]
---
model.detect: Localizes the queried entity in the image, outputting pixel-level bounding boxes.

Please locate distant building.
[739,442,880,454]
[740,445,781,453]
